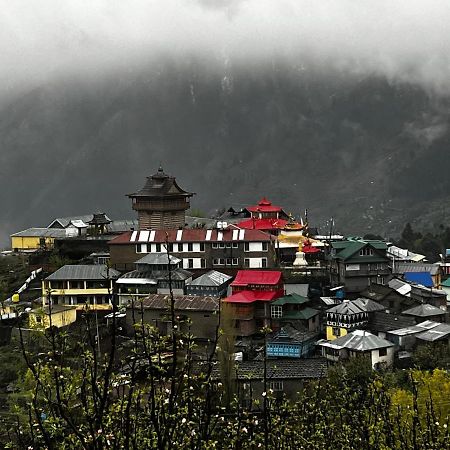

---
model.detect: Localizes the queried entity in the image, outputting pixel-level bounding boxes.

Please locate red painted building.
[236,198,291,234]
[223,270,284,336]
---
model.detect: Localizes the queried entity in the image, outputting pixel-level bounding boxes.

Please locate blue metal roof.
[404,272,433,288]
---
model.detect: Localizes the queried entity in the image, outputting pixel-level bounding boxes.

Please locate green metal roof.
[331,239,387,262]
[282,307,319,320]
[441,278,450,287]
[271,293,309,306]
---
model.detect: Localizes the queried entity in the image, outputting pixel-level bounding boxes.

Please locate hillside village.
[2,166,450,398]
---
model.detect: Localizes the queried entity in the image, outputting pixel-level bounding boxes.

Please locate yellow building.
[42,265,120,311]
[11,228,67,251]
[325,299,370,341]
[29,305,77,329]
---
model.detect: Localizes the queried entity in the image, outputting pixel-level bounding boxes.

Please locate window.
[226,258,232,265]
[226,243,232,248]
[188,259,194,269]
[359,247,374,256]
[219,243,225,249]
[136,244,142,253]
[232,243,239,248]
[201,259,206,268]
[164,243,173,252]
[379,348,387,357]
[155,243,161,252]
[332,327,341,337]
[269,381,283,392]
[213,258,225,266]
[199,243,205,252]
[232,258,239,266]
[244,258,250,268]
[261,258,267,268]
[212,243,218,249]
[271,305,283,318]
[244,242,250,252]
[262,242,268,251]
[188,243,193,252]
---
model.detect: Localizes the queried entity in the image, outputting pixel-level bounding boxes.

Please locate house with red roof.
[223,270,284,336]
[108,228,277,273]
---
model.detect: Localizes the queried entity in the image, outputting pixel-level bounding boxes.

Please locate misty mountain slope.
[1,65,450,245]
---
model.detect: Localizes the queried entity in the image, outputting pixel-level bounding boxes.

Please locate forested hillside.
[2,61,450,244]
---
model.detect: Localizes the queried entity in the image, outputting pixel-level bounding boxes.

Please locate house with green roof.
[270,293,320,332]
[329,238,391,294]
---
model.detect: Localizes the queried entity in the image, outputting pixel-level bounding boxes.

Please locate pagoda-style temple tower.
[128,167,195,230]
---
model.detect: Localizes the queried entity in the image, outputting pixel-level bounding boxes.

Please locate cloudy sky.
[1,0,450,97]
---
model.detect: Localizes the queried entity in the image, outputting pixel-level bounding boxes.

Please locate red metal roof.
[108,228,273,245]
[231,270,282,287]
[223,290,281,304]
[247,197,283,213]
[236,218,288,230]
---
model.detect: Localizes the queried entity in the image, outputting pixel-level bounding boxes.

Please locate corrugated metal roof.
[11,228,67,238]
[189,270,232,287]
[108,228,273,244]
[127,294,219,312]
[271,293,309,306]
[402,304,446,317]
[234,358,328,379]
[394,263,440,276]
[46,265,120,281]
[404,272,433,287]
[326,329,394,351]
[135,253,181,265]
[416,323,450,342]
[231,270,282,286]
[269,325,319,344]
[388,320,443,336]
[224,290,281,304]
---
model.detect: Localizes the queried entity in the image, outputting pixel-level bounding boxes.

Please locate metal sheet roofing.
[271,293,309,306]
[46,265,120,281]
[404,272,434,287]
[11,228,67,238]
[223,290,281,304]
[236,218,288,230]
[128,294,219,312]
[388,320,443,336]
[325,329,394,351]
[231,270,282,287]
[109,228,272,244]
[416,323,450,342]
[234,358,328,380]
[188,270,232,287]
[135,253,181,265]
[268,325,319,344]
[394,263,440,276]
[402,304,446,317]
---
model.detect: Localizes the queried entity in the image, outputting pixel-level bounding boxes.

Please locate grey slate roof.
[135,253,181,266]
[128,167,194,198]
[402,304,446,317]
[119,268,192,282]
[189,270,232,287]
[234,358,328,380]
[369,311,416,333]
[327,329,394,351]
[46,265,120,281]
[268,325,319,344]
[11,228,67,238]
[128,294,219,312]
[353,298,387,312]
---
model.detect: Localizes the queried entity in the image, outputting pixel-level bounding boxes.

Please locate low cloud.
[1,0,450,96]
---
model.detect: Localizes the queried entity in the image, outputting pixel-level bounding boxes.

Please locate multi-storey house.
[108,228,276,273]
[329,238,391,294]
